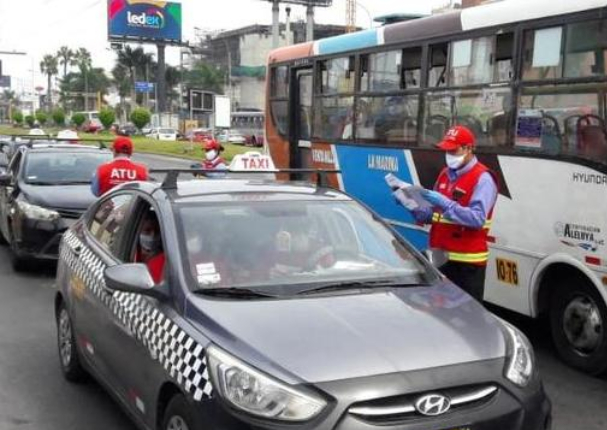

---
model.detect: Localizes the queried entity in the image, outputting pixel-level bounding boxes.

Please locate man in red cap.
[407,125,497,302]
[91,136,149,197]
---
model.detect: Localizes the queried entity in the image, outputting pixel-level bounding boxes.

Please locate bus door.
[289,68,313,169]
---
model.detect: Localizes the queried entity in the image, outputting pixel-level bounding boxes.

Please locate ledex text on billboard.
[108,0,182,43]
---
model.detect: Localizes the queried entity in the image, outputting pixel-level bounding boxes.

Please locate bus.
[231,111,264,146]
[266,0,607,375]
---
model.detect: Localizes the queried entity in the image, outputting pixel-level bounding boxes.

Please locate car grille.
[348,385,498,423]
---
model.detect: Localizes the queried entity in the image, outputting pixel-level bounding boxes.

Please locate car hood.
[187,282,506,384]
[20,182,96,211]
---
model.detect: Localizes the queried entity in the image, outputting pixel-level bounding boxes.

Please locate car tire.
[550,276,607,375]
[162,394,201,430]
[56,303,87,382]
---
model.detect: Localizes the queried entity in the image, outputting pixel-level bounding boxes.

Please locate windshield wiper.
[193,287,277,299]
[296,279,420,296]
[25,181,55,185]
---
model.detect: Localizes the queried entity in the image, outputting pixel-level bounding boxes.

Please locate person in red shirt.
[136,213,165,284]
[202,139,227,171]
[91,136,148,196]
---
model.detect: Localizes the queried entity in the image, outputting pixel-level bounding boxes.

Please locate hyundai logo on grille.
[415,394,451,416]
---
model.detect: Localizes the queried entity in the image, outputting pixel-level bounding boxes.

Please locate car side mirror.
[0,174,11,186]
[104,263,168,300]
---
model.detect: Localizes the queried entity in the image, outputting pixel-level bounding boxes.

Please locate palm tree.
[40,54,59,111]
[112,64,131,122]
[116,46,147,109]
[72,48,92,110]
[56,46,74,79]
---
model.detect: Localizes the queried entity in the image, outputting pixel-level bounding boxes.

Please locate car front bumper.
[193,359,551,430]
[12,216,78,260]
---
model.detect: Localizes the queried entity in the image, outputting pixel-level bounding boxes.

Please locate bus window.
[402,47,422,89]
[360,50,402,92]
[357,95,419,143]
[313,96,354,141]
[319,56,355,94]
[523,27,564,80]
[518,84,606,160]
[450,36,494,86]
[270,101,289,136]
[422,88,512,147]
[565,19,607,78]
[271,66,289,98]
[495,33,514,82]
[429,43,449,88]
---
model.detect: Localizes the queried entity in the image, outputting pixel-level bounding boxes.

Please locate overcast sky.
[0,0,452,93]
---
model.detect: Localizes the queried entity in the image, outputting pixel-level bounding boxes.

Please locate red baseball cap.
[204,139,223,151]
[436,125,476,151]
[113,136,133,155]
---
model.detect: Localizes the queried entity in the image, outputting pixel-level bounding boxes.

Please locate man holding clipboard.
[389,125,498,303]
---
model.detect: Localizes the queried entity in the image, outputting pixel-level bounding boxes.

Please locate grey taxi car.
[55,175,551,430]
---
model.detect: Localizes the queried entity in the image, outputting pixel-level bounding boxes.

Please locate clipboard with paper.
[385,173,432,210]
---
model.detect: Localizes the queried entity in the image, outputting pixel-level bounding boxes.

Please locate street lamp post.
[221,38,233,111]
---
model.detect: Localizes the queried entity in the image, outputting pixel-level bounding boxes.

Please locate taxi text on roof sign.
[229,152,278,172]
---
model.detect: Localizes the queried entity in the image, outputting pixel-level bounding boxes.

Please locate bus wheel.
[550,277,607,375]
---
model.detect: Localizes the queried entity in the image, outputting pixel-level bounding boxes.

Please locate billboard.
[108,0,182,44]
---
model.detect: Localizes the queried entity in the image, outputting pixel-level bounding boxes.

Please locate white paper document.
[385,173,432,210]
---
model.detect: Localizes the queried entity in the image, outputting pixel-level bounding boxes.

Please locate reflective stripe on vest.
[447,251,490,263]
[432,212,492,229]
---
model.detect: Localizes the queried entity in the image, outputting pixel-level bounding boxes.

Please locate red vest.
[202,157,227,170]
[96,158,149,195]
[429,162,495,265]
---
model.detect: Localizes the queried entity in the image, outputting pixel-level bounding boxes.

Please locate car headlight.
[206,346,326,421]
[503,323,535,387]
[17,201,60,221]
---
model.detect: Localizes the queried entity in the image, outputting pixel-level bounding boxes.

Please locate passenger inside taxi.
[136,210,165,284]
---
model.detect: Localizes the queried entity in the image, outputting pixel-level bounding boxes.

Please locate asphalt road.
[0,153,605,430]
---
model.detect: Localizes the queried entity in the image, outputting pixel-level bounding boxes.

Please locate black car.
[55,173,551,430]
[0,143,112,270]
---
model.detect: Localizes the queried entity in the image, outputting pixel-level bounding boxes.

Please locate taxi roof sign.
[229,151,278,172]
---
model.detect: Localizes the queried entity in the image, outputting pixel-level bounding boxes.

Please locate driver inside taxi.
[136,212,165,284]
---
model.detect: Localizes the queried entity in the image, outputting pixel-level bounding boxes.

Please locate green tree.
[112,64,131,122]
[184,61,226,94]
[56,46,74,79]
[99,107,116,130]
[12,111,23,126]
[72,48,92,110]
[35,110,48,126]
[60,68,111,112]
[25,115,35,128]
[52,108,66,126]
[130,107,151,131]
[116,46,147,108]
[40,54,59,111]
[71,112,86,128]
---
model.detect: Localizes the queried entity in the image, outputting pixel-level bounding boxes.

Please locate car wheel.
[56,303,87,382]
[162,394,200,430]
[550,276,607,375]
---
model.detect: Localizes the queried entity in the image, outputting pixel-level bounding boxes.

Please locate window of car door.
[88,193,135,260]
[123,199,167,285]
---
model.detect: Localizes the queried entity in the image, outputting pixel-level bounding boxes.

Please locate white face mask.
[445,153,466,169]
[140,233,161,253]
[206,150,217,161]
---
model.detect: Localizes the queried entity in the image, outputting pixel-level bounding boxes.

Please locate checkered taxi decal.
[60,231,213,401]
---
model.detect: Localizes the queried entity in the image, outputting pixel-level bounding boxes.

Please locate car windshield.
[177,199,433,295]
[159,129,174,134]
[23,151,111,184]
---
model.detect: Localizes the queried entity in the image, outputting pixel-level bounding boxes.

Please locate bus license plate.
[496,258,519,286]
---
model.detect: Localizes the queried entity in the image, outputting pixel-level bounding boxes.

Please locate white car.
[147,128,178,141]
[227,130,247,145]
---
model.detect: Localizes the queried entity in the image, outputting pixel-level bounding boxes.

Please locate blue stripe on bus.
[317,29,379,56]
[334,144,429,251]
